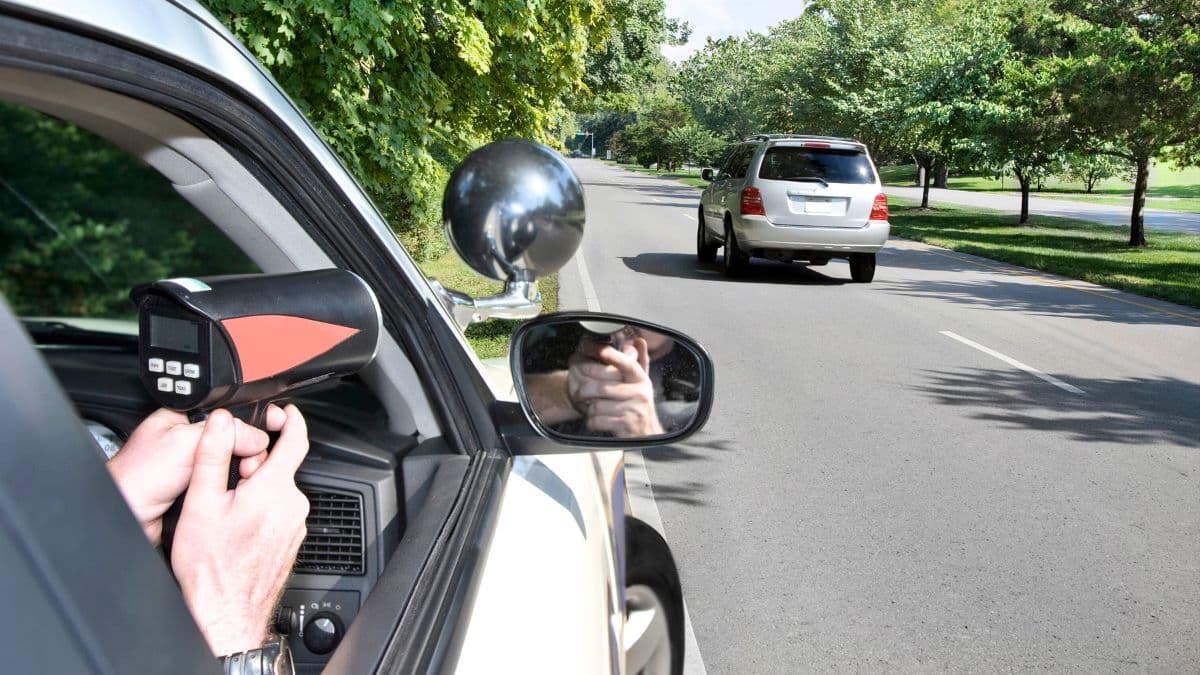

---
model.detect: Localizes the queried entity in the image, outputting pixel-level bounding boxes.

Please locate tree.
[663,125,728,168]
[972,1,1073,224]
[583,0,689,100]
[1061,151,1123,192]
[201,0,606,259]
[893,1,1011,208]
[574,109,637,157]
[672,34,769,140]
[606,129,634,163]
[621,96,693,169]
[1047,0,1200,246]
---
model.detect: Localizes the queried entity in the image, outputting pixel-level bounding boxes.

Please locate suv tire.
[722,218,748,277]
[697,209,717,263]
[849,253,876,283]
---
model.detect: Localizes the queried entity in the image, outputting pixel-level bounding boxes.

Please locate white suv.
[698,134,890,282]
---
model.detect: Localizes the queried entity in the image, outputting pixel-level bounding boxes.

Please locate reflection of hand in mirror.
[566,335,664,438]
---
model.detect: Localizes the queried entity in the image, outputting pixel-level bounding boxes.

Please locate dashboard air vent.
[295,487,365,576]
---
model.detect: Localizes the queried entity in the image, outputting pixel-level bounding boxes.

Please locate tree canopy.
[641,0,1199,245]
[203,0,609,258]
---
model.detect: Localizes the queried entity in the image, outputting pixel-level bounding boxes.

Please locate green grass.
[610,161,708,189]
[879,162,1200,213]
[887,197,1200,309]
[419,251,559,359]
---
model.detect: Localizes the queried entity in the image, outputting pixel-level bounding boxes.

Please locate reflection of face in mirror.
[521,321,702,440]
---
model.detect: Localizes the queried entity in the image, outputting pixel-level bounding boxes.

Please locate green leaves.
[202,0,604,259]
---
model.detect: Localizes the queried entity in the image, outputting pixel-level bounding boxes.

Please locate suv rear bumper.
[736,215,889,253]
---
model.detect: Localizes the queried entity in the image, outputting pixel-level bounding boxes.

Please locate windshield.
[0,101,256,322]
[758,147,876,184]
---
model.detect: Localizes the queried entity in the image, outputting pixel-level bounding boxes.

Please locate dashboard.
[39,336,431,672]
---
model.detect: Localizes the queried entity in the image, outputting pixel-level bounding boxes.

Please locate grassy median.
[419,251,559,359]
[887,198,1200,310]
[609,160,709,189]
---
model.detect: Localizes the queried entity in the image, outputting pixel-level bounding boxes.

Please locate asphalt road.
[885,185,1200,234]
[560,160,1200,673]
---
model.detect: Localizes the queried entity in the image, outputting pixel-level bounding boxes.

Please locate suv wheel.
[696,209,717,263]
[722,218,748,277]
[849,253,876,282]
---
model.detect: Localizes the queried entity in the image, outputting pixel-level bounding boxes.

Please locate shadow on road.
[617,199,698,209]
[638,435,737,506]
[916,367,1200,450]
[621,252,849,285]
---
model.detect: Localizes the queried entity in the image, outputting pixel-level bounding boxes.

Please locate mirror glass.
[515,318,708,442]
[443,139,585,282]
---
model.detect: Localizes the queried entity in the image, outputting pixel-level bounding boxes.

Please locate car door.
[717,143,755,225]
[705,143,748,229]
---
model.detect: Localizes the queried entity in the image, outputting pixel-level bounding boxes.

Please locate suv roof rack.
[742,133,863,145]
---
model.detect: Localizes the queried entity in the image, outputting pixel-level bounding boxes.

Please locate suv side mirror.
[509,312,715,448]
[430,140,586,330]
[701,168,714,182]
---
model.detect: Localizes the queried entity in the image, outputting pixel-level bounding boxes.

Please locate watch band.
[218,636,293,675]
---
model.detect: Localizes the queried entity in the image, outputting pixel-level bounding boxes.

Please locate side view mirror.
[430,140,586,330]
[509,312,714,448]
[701,168,714,182]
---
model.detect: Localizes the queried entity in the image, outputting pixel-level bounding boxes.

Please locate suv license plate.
[805,199,832,214]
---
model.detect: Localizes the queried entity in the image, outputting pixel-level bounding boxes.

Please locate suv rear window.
[758,147,875,184]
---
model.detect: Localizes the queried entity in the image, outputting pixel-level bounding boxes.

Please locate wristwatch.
[218,635,294,675]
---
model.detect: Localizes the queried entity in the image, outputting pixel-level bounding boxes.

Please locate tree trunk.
[1015,168,1031,225]
[934,163,949,188]
[1129,155,1149,247]
[912,155,922,186]
[920,158,933,208]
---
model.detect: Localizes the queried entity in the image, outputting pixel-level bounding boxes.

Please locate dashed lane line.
[940,330,1087,395]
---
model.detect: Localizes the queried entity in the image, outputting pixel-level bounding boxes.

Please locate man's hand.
[171,405,310,657]
[569,337,664,438]
[107,407,273,545]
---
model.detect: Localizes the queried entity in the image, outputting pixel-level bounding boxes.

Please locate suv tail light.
[869,193,888,221]
[740,187,765,216]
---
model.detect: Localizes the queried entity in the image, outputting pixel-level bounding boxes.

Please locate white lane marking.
[573,249,709,675]
[575,248,603,312]
[940,331,1087,395]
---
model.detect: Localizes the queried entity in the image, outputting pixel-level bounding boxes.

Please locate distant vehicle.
[569,149,585,158]
[697,134,890,282]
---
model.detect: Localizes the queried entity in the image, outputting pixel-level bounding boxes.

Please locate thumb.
[187,409,236,498]
[633,337,650,375]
